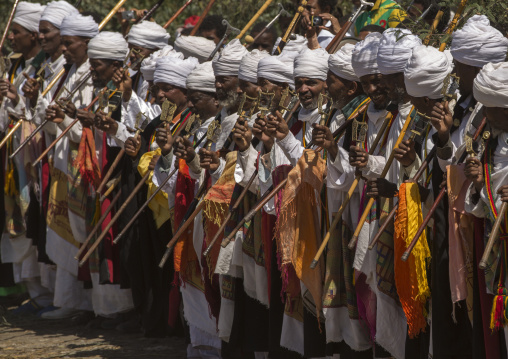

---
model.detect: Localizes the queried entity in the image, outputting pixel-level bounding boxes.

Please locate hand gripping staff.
[310,102,392,268]
[32,50,146,167]
[325,0,374,54]
[273,0,307,55]
[367,74,462,250]
[218,93,338,249]
[112,113,204,245]
[79,103,185,267]
[403,114,489,262]
[203,89,300,256]
[158,114,224,268]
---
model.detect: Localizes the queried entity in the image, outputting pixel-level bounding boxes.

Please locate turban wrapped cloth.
[294,48,329,81]
[352,32,383,78]
[140,46,183,82]
[473,62,508,108]
[451,15,508,68]
[186,61,216,94]
[88,32,129,62]
[40,1,78,29]
[212,39,249,77]
[404,45,453,100]
[328,43,359,82]
[127,21,170,50]
[174,36,216,63]
[377,28,422,75]
[238,49,270,84]
[257,51,298,90]
[154,56,199,89]
[61,14,98,38]
[12,1,45,33]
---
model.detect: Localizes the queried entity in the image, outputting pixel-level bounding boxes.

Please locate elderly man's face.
[155,82,188,111]
[187,89,219,119]
[381,72,406,104]
[238,78,260,111]
[257,77,288,111]
[295,77,326,109]
[8,23,36,55]
[215,75,239,108]
[359,73,389,110]
[61,35,89,66]
[90,59,121,88]
[326,70,351,108]
[39,21,61,56]
[128,44,155,71]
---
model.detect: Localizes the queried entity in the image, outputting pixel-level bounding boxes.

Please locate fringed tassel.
[490,286,508,330]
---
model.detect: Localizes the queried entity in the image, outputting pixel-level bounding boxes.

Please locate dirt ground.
[0,305,187,359]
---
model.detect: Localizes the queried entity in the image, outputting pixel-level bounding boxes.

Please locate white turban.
[451,15,508,68]
[404,45,452,100]
[294,48,329,81]
[12,1,45,33]
[154,56,199,89]
[328,43,358,82]
[40,1,77,29]
[174,36,216,63]
[60,14,98,38]
[140,46,183,82]
[186,61,216,94]
[127,21,170,50]
[377,28,422,75]
[212,39,249,77]
[352,32,383,78]
[272,34,308,55]
[473,62,508,108]
[257,51,298,90]
[88,32,129,62]
[238,49,270,84]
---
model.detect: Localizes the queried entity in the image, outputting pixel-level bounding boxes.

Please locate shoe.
[40,307,81,319]
[36,305,58,317]
[115,317,141,334]
[71,311,95,325]
[11,300,43,315]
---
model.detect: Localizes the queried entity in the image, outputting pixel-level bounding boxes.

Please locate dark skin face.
[380,72,408,103]
[156,82,188,115]
[89,59,122,88]
[186,89,220,120]
[128,44,155,71]
[258,77,287,111]
[250,32,276,52]
[484,106,508,132]
[409,95,438,117]
[215,75,239,102]
[200,29,221,44]
[359,73,389,110]
[61,35,89,67]
[326,70,359,108]
[238,78,260,112]
[453,59,480,97]
[8,23,40,59]
[295,77,326,109]
[38,21,63,61]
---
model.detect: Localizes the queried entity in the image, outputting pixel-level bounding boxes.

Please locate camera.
[312,16,324,27]
[122,10,136,20]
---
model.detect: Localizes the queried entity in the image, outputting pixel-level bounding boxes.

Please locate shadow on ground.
[0,305,187,358]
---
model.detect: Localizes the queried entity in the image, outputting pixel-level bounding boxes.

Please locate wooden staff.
[273,0,307,55]
[189,0,217,36]
[40,0,128,100]
[97,148,125,195]
[245,3,289,49]
[480,202,508,269]
[325,0,374,53]
[163,0,193,29]
[74,189,122,260]
[310,110,392,268]
[10,72,93,159]
[439,0,467,52]
[367,146,436,250]
[402,117,487,262]
[347,109,415,250]
[32,95,100,166]
[236,0,274,40]
[0,120,22,150]
[0,0,19,52]
[80,118,187,265]
[158,180,208,268]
